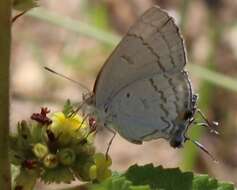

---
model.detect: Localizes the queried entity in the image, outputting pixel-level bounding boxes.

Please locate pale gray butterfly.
[45,6,218,159]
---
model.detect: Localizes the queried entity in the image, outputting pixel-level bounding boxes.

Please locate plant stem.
[0,0,11,189]
[28,8,120,46]
[179,0,192,31]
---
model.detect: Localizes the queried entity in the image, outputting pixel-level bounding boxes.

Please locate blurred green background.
[11,0,237,188]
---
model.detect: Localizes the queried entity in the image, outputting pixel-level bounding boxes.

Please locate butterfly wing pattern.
[108,72,193,144]
[91,6,196,147]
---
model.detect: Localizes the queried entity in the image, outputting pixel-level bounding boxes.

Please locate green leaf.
[31,123,44,143]
[41,166,75,184]
[124,164,193,190]
[54,165,237,190]
[17,121,32,151]
[14,168,38,190]
[63,99,74,117]
[90,175,151,190]
[129,185,152,190]
[193,175,236,190]
[13,0,38,11]
[11,165,20,187]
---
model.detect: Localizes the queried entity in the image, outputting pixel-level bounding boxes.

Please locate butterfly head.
[169,110,195,148]
[169,123,188,148]
[169,134,184,148]
[83,92,95,106]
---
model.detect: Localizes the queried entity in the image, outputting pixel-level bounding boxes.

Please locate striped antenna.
[44,67,90,93]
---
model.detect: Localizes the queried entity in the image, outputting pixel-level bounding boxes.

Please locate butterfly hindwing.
[105,71,192,143]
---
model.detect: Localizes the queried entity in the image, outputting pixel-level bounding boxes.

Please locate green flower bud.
[92,153,112,182]
[94,153,111,166]
[20,120,28,128]
[18,121,31,145]
[43,154,58,168]
[75,161,94,181]
[58,148,76,166]
[33,143,48,159]
[89,165,97,180]
[74,141,95,155]
[97,169,112,182]
[79,143,96,156]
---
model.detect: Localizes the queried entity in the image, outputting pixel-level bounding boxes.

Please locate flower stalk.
[0,0,11,189]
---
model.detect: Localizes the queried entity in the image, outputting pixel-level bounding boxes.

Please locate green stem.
[28,8,120,46]
[0,0,11,189]
[179,0,192,31]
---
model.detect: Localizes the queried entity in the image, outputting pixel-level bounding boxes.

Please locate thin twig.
[12,10,27,23]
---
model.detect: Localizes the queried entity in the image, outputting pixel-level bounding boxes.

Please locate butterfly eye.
[104,107,108,113]
[126,93,130,98]
[170,135,183,148]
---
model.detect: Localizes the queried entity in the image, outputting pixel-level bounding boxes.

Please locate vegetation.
[0,0,236,189]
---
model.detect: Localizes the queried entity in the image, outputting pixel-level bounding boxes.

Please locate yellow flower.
[50,112,94,146]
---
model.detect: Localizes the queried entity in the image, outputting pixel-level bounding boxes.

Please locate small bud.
[31,107,52,126]
[20,120,28,128]
[18,121,30,141]
[33,143,48,159]
[43,154,58,168]
[89,165,97,180]
[92,153,112,182]
[97,169,112,182]
[76,143,96,156]
[58,148,76,166]
[94,153,107,166]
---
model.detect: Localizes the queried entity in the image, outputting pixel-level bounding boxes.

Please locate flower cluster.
[10,101,112,189]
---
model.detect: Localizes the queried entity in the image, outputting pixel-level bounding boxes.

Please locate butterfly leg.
[185,137,217,162]
[68,101,86,117]
[104,126,116,160]
[196,109,219,135]
[79,114,89,129]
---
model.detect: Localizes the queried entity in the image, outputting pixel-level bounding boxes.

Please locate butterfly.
[45,6,218,159]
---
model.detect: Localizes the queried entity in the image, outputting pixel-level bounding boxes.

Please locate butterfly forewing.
[93,6,187,108]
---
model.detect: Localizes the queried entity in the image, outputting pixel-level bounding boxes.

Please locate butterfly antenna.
[44,66,90,93]
[196,109,219,135]
[186,137,218,163]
